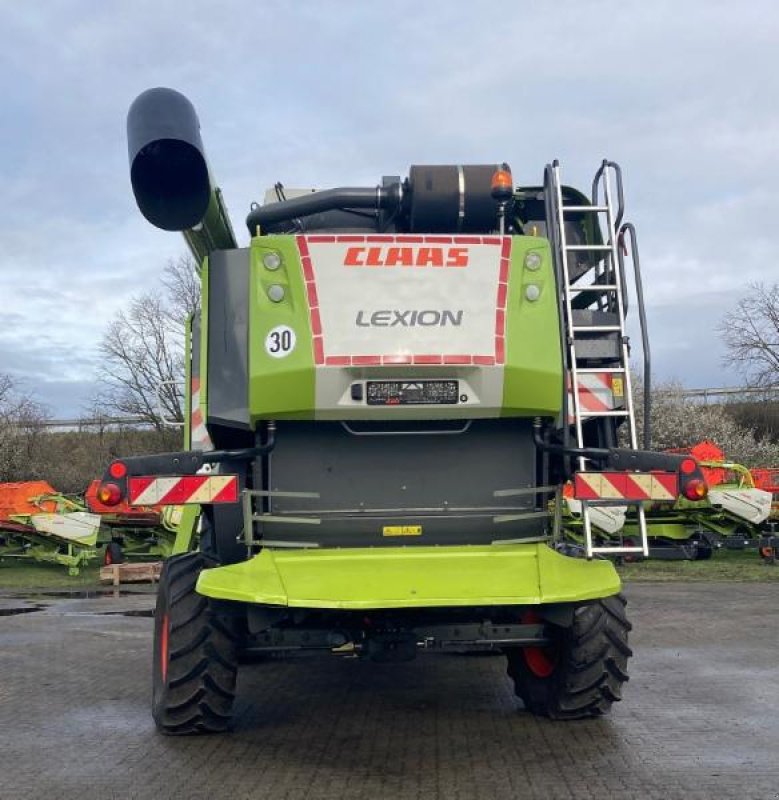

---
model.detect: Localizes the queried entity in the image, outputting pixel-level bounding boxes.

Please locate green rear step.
[196,543,621,610]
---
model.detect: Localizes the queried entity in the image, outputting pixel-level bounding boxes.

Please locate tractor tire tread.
[506,593,631,720]
[152,552,238,735]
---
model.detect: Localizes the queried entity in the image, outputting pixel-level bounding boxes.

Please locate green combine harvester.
[97,88,707,733]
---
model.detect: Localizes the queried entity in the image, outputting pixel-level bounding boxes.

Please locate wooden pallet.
[99,561,162,586]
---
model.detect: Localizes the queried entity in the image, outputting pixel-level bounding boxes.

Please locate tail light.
[682,478,708,501]
[97,482,122,506]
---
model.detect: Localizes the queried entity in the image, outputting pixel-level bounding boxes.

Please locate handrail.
[617,222,651,449]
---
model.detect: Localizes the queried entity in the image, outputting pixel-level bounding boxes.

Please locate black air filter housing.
[407,164,505,233]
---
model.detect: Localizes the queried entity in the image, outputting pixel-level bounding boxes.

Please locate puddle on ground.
[99,609,155,618]
[0,606,45,617]
[27,589,136,599]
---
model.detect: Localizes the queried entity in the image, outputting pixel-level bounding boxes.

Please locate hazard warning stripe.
[574,472,678,502]
[190,377,213,451]
[128,475,239,506]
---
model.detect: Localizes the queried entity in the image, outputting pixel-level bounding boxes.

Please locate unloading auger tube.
[107,86,715,735]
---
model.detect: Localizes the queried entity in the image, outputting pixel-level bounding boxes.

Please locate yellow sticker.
[382,525,422,537]
[611,377,624,397]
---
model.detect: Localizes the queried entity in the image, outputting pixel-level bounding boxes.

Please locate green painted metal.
[248,236,316,420]
[502,236,562,417]
[196,542,620,609]
[199,256,210,425]
[183,188,237,263]
[184,315,192,449]
[166,505,201,555]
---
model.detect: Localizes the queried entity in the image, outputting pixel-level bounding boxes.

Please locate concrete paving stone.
[0,581,777,799]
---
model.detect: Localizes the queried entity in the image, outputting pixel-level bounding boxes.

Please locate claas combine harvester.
[96,88,708,734]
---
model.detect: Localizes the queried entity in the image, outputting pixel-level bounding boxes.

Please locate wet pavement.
[0,582,777,800]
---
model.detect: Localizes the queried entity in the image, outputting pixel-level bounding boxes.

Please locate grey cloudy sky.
[1,1,777,417]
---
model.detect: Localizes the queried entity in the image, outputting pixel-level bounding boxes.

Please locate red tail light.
[109,461,127,479]
[97,482,122,506]
[682,478,708,501]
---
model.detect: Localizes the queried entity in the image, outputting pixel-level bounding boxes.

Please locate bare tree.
[94,256,200,430]
[719,282,779,388]
[0,374,49,482]
[161,254,201,322]
[630,379,779,467]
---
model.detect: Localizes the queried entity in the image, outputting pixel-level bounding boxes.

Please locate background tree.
[632,380,779,467]
[719,281,779,389]
[0,374,48,482]
[94,256,199,432]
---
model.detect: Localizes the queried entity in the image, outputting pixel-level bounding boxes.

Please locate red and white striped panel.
[190,377,213,451]
[128,475,239,506]
[574,472,678,502]
[567,372,624,420]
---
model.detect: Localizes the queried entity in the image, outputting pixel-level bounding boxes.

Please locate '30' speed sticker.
[264,325,296,358]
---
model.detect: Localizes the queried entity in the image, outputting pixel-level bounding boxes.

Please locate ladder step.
[575,367,626,374]
[566,244,612,252]
[571,325,622,333]
[590,546,645,554]
[562,205,609,212]
[576,410,630,418]
[569,284,618,292]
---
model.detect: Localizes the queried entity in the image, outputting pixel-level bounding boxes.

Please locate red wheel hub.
[160,613,170,683]
[521,610,558,678]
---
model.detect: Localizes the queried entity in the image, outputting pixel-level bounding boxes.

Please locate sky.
[1,1,777,418]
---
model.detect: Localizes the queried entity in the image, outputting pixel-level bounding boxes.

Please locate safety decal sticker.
[574,472,678,502]
[265,325,297,358]
[128,475,239,505]
[382,525,423,537]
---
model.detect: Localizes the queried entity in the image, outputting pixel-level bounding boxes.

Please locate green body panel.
[501,237,562,416]
[201,234,562,423]
[623,519,691,541]
[248,237,316,419]
[196,543,620,609]
[199,258,210,426]
[184,317,192,448]
[165,504,201,555]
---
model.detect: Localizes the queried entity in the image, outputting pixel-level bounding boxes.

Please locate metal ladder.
[550,159,649,559]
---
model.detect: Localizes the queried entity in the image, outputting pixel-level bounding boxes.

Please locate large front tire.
[506,594,632,719]
[152,552,238,734]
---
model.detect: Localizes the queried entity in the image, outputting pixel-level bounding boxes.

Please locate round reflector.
[109,461,127,479]
[680,458,697,475]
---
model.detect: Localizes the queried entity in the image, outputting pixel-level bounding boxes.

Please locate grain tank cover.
[127,87,211,231]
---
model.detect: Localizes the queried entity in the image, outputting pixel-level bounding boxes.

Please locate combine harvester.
[0,482,100,575]
[95,87,708,732]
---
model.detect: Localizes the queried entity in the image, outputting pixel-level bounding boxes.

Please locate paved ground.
[0,582,777,800]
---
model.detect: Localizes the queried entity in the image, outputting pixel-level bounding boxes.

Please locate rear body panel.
[201,234,562,426]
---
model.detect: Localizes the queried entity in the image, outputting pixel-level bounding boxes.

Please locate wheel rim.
[160,613,170,683]
[521,611,558,678]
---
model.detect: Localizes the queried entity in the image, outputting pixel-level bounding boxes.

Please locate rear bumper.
[196,542,620,609]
